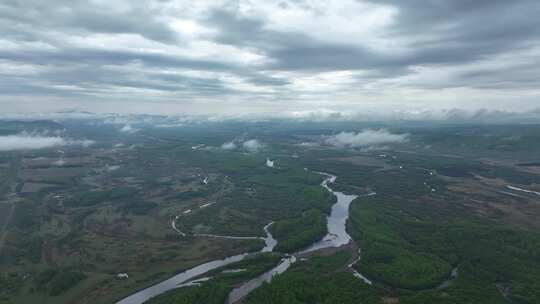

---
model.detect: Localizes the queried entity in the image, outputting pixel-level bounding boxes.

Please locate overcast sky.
[1,0,540,117]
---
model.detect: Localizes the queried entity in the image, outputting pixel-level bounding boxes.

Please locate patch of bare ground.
[0,202,12,228]
[0,202,15,255]
[20,182,56,193]
[516,166,540,175]
[447,176,540,230]
[496,283,512,300]
[18,167,87,184]
[326,155,395,170]
[382,296,399,304]
[478,157,540,175]
[43,238,58,267]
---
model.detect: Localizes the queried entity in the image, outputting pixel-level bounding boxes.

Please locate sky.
[1,0,540,118]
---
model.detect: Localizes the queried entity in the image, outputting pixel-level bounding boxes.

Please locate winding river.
[301,173,358,253]
[117,173,367,304]
[116,223,277,304]
[225,173,373,303]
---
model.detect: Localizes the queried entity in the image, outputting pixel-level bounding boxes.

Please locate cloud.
[119,124,138,133]
[53,159,66,166]
[221,141,237,150]
[120,124,133,132]
[155,123,184,128]
[242,139,264,152]
[106,165,120,171]
[74,139,96,147]
[220,138,264,152]
[298,142,318,147]
[0,132,95,151]
[323,129,408,148]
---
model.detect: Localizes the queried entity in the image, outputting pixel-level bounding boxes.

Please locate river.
[117,173,366,304]
[300,173,358,253]
[116,223,277,304]
[226,173,373,303]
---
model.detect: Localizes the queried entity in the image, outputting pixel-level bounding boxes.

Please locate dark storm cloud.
[0,47,241,98]
[0,47,233,71]
[455,61,540,90]
[372,1,540,56]
[371,0,540,41]
[0,77,82,97]
[0,60,233,98]
[245,75,290,87]
[205,3,540,73]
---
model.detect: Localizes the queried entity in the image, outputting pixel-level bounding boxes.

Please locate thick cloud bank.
[323,129,408,148]
[2,1,540,115]
[0,132,95,151]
